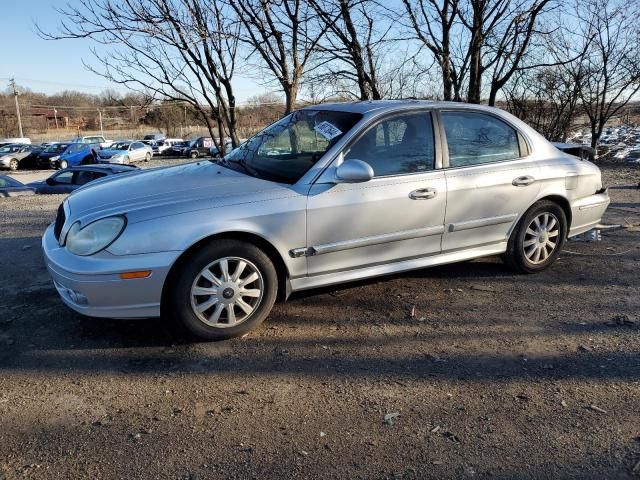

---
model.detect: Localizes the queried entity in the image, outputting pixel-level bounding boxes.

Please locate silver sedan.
[43,101,610,340]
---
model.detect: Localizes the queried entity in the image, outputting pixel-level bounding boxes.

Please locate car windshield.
[221,109,362,184]
[45,143,70,153]
[111,142,130,150]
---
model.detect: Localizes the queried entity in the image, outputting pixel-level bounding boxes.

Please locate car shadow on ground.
[1,233,638,379]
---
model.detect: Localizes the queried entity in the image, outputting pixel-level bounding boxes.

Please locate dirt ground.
[0,163,638,479]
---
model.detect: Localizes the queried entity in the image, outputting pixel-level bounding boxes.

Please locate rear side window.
[345,113,435,176]
[442,111,520,167]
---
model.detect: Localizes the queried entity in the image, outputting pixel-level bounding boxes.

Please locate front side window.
[223,109,362,184]
[53,171,73,184]
[344,113,435,176]
[442,111,521,167]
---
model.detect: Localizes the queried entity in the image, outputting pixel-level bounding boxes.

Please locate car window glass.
[344,113,435,176]
[74,171,96,185]
[53,171,73,184]
[132,142,144,149]
[0,178,9,187]
[442,111,520,167]
[224,110,361,184]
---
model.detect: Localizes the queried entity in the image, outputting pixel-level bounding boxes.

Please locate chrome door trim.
[448,214,518,232]
[309,225,445,256]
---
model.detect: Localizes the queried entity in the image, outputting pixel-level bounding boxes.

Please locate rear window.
[442,111,521,167]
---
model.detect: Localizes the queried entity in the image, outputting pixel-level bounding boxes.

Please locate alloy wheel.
[190,257,264,328]
[523,212,560,264]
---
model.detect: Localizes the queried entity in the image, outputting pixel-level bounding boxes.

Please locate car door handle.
[409,188,438,200]
[512,175,535,187]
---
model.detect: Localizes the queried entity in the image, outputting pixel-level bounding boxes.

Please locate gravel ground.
[0,164,638,479]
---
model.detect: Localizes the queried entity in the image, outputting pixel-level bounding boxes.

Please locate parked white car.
[154,138,184,156]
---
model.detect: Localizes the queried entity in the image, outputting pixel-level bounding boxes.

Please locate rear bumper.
[42,224,180,318]
[568,189,611,237]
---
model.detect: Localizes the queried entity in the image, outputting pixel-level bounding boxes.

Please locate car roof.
[302,99,504,115]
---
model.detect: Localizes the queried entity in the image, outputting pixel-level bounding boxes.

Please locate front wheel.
[169,240,278,340]
[503,200,567,273]
[190,151,198,159]
[145,152,151,162]
[59,160,68,169]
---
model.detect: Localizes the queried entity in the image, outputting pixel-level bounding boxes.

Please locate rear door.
[439,109,540,252]
[306,111,447,275]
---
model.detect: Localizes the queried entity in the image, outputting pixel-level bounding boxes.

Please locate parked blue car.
[50,142,100,169]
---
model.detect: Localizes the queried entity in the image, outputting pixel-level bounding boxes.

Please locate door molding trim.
[289,225,444,258]
[448,214,518,232]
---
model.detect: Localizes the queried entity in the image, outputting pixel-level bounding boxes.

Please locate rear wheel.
[169,240,278,340]
[9,158,18,171]
[190,151,198,159]
[503,200,567,273]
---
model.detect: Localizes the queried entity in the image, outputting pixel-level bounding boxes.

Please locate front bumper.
[42,224,181,318]
[0,157,12,168]
[569,189,611,237]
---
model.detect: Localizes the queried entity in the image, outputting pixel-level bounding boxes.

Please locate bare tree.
[459,0,556,104]
[228,0,327,113]
[504,66,583,141]
[400,0,466,101]
[574,0,640,148]
[39,0,242,152]
[309,0,392,100]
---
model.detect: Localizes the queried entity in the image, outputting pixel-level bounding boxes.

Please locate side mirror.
[335,159,374,183]
[46,178,55,186]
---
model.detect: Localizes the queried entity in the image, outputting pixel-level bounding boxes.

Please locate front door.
[306,111,447,276]
[439,110,541,251]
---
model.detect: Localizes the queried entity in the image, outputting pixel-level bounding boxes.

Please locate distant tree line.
[39,0,640,150]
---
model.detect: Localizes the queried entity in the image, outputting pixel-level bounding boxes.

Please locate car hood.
[65,161,297,225]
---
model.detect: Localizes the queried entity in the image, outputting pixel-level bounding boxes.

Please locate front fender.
[106,196,308,278]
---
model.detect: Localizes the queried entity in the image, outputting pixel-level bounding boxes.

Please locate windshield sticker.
[314,121,343,140]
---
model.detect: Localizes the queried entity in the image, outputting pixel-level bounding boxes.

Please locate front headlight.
[66,216,126,256]
[51,155,60,161]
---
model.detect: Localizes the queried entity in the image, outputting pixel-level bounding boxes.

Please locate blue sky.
[0,0,263,101]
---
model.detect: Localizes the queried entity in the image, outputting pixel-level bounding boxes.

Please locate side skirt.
[290,241,508,292]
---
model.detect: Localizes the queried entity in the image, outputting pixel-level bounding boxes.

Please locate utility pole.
[9,78,24,138]
[97,109,104,137]
[54,107,59,129]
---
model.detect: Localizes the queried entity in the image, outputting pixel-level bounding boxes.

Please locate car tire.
[124,156,130,164]
[145,153,151,162]
[59,160,68,169]
[9,158,19,171]
[503,200,567,274]
[169,239,278,340]
[190,151,198,159]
